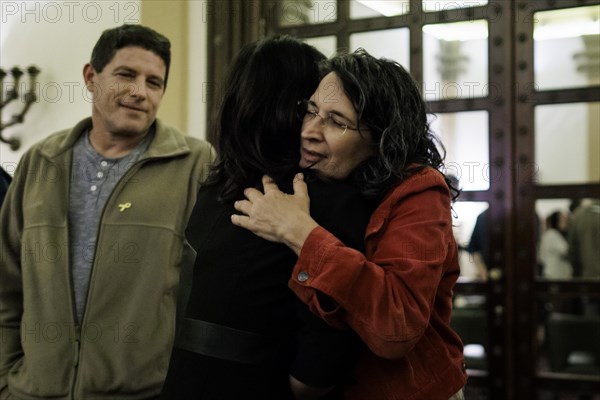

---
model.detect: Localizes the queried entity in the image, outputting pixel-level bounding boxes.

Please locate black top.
[160,172,373,400]
[0,167,11,209]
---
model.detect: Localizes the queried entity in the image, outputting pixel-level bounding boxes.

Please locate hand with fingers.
[232,173,319,255]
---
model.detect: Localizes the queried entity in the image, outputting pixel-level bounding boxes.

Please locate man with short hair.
[0,24,214,399]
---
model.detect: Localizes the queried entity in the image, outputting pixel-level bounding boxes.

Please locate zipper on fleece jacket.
[69,330,81,400]
[70,156,157,398]
[62,151,81,400]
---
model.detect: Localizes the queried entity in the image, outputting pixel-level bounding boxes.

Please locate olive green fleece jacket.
[0,118,215,399]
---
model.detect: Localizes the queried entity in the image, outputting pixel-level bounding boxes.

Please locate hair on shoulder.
[208,35,325,201]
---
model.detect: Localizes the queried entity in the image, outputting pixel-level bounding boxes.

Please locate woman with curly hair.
[233,49,467,400]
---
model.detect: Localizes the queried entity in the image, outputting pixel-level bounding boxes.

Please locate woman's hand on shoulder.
[231,174,318,255]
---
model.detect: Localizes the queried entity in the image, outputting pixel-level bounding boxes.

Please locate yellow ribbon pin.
[118,202,132,212]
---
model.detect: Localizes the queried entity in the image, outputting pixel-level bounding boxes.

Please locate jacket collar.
[39,117,191,160]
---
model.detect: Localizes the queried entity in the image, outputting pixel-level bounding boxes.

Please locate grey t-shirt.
[69,129,153,321]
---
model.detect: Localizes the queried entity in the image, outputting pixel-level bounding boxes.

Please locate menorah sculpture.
[0,65,40,151]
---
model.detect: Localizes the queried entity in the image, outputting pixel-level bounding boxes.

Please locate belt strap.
[176,318,279,365]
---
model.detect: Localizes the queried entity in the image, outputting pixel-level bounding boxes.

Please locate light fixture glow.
[422,0,488,13]
[423,20,489,41]
[354,1,410,17]
[533,6,600,41]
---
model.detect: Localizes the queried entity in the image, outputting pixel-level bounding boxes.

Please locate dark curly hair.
[208,35,325,201]
[320,48,457,201]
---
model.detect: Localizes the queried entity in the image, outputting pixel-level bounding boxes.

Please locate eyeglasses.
[296,99,360,136]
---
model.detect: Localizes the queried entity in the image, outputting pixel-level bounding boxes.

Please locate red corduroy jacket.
[289,167,468,400]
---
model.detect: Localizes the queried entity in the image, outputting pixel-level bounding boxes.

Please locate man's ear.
[83,63,96,89]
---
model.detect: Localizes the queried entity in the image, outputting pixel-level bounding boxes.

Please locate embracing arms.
[232,170,458,360]
[234,173,371,399]
[232,173,316,255]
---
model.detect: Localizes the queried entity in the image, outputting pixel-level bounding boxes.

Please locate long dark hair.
[208,35,325,201]
[320,49,457,201]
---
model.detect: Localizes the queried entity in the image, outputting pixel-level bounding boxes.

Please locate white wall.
[0,0,208,175]
[186,0,207,141]
[0,0,141,174]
